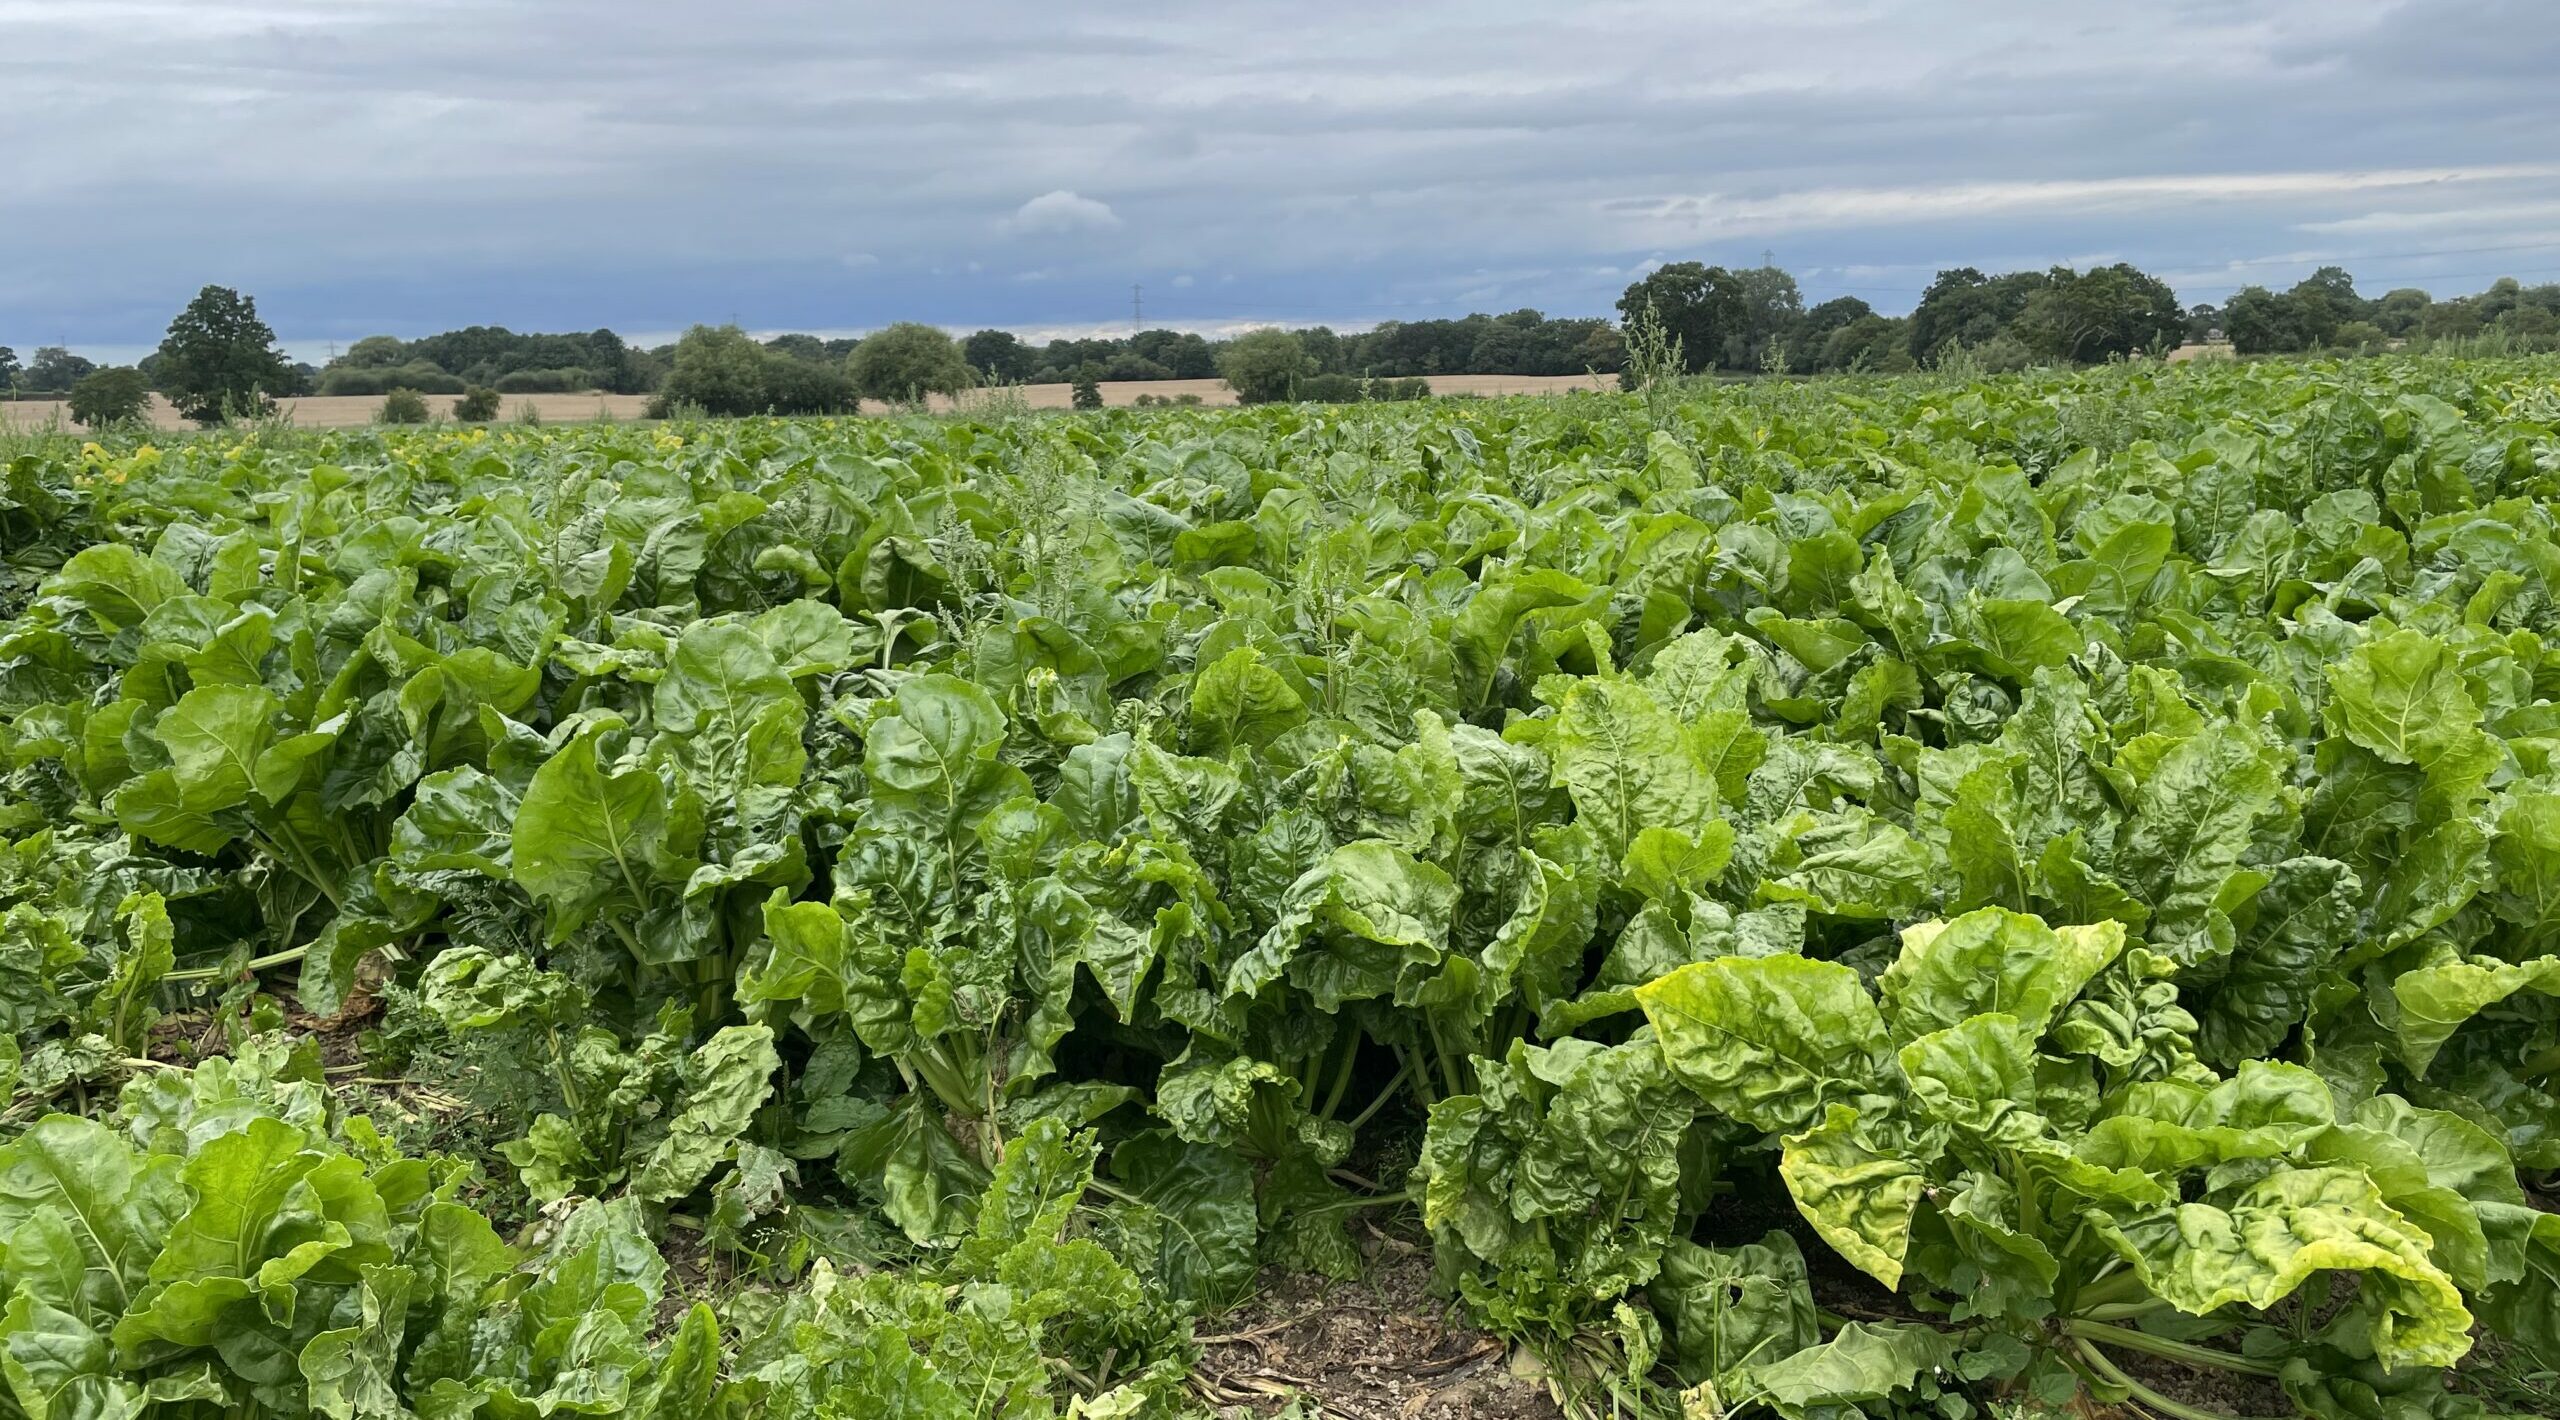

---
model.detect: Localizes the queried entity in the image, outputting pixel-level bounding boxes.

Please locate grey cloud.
[2,0,2555,349]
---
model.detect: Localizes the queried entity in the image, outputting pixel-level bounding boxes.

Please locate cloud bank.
[1,0,2554,352]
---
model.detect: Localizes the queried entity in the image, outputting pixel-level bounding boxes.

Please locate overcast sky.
[5,0,2558,359]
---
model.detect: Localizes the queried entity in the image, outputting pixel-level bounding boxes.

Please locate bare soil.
[0,374,1613,433]
[1199,1240,1562,1420]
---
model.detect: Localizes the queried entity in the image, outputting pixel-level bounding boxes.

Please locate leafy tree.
[653,326,861,416]
[1906,268,2049,364]
[630,344,674,393]
[963,329,1036,383]
[1469,320,1540,375]
[67,367,153,426]
[1129,329,1218,379]
[2189,268,2382,355]
[2010,264,2184,362]
[1296,373,1362,403]
[341,335,409,369]
[2222,285,2307,354]
[1791,297,1876,373]
[2420,298,2483,342]
[377,388,431,425]
[1955,331,2035,373]
[1456,311,1619,375]
[2286,266,2366,347]
[1104,353,1175,382]
[317,326,648,394]
[2373,289,2432,338]
[2503,302,2560,346]
[1036,337,1119,383]
[848,323,974,405]
[1572,323,1627,374]
[1338,312,1620,377]
[318,362,467,396]
[1353,317,1484,377]
[1820,315,1917,373]
[1217,328,1312,404]
[1616,263,1750,373]
[24,346,96,392]
[1070,365,1104,411]
[454,386,503,422]
[156,285,293,424]
[762,333,830,364]
[0,345,18,391]
[1617,263,1720,368]
[973,310,1629,385]
[2475,276,2527,322]
[390,326,642,393]
[491,369,590,394]
[759,352,859,415]
[1296,325,1352,375]
[660,325,772,416]
[1733,265,1804,370]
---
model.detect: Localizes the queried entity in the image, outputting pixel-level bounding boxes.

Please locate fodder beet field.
[2,358,2558,1420]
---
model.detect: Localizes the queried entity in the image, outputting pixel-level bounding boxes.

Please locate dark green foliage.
[490,366,598,394]
[1906,267,2051,361]
[65,367,152,427]
[2010,263,2186,361]
[963,327,1036,382]
[758,352,859,415]
[153,285,294,424]
[847,322,974,404]
[376,387,431,424]
[657,323,769,415]
[454,386,502,422]
[320,326,649,394]
[1217,327,1311,403]
[20,345,96,392]
[1130,327,1220,378]
[318,360,469,396]
[1617,262,1753,372]
[7,356,2560,1419]
[1821,314,1917,372]
[649,324,853,416]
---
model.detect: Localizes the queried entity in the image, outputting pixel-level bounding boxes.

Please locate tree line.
[13,263,2560,426]
[1614,261,2190,374]
[1613,259,2560,375]
[312,328,651,397]
[452,309,1627,415]
[5,288,308,427]
[642,321,1451,414]
[2203,269,2560,355]
[958,310,1625,385]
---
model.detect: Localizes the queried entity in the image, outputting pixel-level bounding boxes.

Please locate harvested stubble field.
[0,390,658,431]
[0,373,1613,432]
